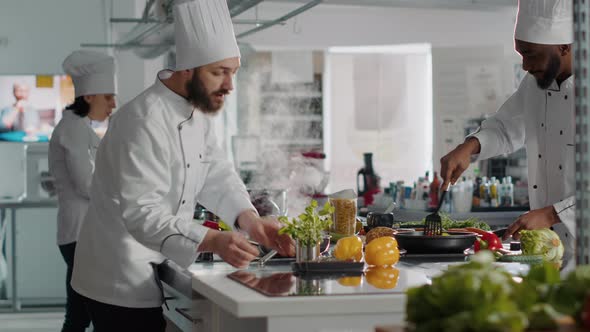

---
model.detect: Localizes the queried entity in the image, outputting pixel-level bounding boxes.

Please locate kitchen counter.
[159,257,531,332]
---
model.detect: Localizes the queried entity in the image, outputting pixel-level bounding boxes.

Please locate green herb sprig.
[278,200,334,247]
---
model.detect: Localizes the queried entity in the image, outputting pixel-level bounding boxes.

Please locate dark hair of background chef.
[65,97,90,117]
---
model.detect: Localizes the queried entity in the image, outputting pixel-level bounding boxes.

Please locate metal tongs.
[248,240,278,267]
[258,249,278,267]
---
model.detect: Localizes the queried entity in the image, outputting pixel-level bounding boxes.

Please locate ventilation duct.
[81,0,321,59]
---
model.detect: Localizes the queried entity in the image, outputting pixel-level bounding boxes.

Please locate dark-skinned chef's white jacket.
[71,70,255,308]
[470,74,575,254]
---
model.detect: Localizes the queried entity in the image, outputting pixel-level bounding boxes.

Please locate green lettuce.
[551,265,590,324]
[406,252,527,332]
[519,229,564,263]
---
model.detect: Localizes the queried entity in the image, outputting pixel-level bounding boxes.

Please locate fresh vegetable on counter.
[471,229,503,252]
[218,220,232,231]
[520,228,564,263]
[496,254,544,264]
[513,263,563,330]
[406,250,590,332]
[402,214,491,231]
[365,226,396,244]
[406,251,527,332]
[278,200,334,246]
[364,237,400,266]
[333,236,363,262]
[551,265,590,326]
[582,294,590,329]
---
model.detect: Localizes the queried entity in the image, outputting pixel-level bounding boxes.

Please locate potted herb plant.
[278,200,334,262]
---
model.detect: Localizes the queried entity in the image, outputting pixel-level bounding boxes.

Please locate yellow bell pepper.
[365,266,399,289]
[337,276,362,287]
[365,236,399,266]
[333,236,363,262]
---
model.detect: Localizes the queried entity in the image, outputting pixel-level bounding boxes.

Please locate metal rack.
[574,0,590,265]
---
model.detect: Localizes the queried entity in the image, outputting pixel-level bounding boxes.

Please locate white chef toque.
[514,0,573,45]
[173,0,240,71]
[62,50,117,97]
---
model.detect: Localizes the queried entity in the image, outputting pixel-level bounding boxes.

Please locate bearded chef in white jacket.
[441,0,575,253]
[49,50,116,332]
[70,1,294,331]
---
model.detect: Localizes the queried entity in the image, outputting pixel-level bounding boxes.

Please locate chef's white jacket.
[49,110,100,245]
[471,74,575,253]
[71,71,255,308]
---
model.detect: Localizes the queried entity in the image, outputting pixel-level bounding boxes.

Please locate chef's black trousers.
[58,242,91,332]
[82,294,166,332]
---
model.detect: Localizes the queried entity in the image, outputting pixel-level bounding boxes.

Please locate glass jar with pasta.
[329,197,357,235]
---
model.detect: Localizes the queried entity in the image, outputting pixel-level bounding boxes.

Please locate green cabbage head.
[520,229,564,263]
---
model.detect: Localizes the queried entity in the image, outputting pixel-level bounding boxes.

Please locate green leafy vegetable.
[278,200,334,246]
[406,251,527,332]
[526,304,561,330]
[406,244,590,331]
[513,263,563,329]
[218,220,232,232]
[520,229,564,263]
[551,265,590,325]
[402,214,491,231]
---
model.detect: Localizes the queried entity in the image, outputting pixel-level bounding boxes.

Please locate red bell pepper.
[202,220,220,230]
[469,228,503,252]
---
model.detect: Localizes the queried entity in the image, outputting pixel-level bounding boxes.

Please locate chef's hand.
[503,205,561,241]
[237,210,295,257]
[440,137,481,190]
[198,230,259,268]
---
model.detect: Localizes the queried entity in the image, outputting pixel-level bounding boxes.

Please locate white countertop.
[186,260,495,318]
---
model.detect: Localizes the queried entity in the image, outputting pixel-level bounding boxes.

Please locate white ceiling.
[267,0,516,11]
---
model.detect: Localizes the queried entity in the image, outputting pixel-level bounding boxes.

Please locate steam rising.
[237,51,326,217]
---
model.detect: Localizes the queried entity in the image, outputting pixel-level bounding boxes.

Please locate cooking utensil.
[395,231,477,254]
[258,249,278,267]
[424,190,447,236]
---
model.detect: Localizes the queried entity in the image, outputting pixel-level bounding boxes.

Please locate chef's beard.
[535,54,561,90]
[186,73,229,114]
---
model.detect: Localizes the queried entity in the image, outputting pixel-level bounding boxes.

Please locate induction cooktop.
[227,264,430,297]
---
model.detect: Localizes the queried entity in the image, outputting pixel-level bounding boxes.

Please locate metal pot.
[295,240,321,262]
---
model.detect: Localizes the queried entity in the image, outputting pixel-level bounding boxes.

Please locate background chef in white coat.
[49,50,116,332]
[70,1,294,331]
[440,0,575,253]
